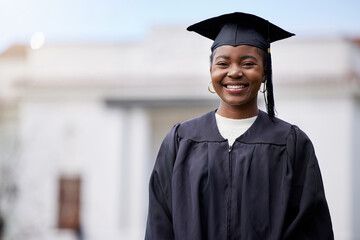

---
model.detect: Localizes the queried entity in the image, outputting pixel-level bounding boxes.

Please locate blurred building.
[0,26,359,240]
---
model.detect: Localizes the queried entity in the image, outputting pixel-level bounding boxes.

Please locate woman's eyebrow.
[215,55,230,61]
[239,55,258,61]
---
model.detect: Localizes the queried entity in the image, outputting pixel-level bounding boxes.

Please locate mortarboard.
[187,12,295,52]
[187,12,295,119]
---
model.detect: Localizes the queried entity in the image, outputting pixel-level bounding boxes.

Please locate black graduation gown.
[145,110,333,240]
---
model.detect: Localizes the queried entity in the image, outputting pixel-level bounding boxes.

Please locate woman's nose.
[227,65,243,78]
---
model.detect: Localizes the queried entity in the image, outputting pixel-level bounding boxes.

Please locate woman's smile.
[225,84,247,89]
[223,83,249,92]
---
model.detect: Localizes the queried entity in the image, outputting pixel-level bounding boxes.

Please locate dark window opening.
[58,177,81,230]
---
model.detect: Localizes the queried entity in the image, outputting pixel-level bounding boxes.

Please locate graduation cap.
[187,12,295,118]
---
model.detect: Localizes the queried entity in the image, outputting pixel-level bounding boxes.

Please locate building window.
[58,177,81,230]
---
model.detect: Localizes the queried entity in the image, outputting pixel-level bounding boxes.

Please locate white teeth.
[226,85,246,89]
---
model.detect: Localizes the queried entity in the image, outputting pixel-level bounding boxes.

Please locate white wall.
[352,98,360,240]
[10,97,123,240]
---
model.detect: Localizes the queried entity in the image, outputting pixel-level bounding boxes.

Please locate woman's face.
[210,45,265,118]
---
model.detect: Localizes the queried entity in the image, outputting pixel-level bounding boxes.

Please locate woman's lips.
[223,84,248,93]
[225,84,247,89]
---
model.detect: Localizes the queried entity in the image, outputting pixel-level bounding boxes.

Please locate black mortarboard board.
[187,12,295,52]
[187,12,295,119]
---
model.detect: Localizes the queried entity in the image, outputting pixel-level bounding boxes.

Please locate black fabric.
[187,12,295,52]
[145,110,334,240]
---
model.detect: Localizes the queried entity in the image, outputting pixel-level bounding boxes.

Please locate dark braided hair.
[264,47,275,119]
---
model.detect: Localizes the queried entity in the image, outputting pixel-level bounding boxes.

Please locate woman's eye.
[216,62,229,66]
[242,62,255,67]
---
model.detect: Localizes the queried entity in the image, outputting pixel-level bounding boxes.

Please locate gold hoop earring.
[260,82,267,93]
[208,81,216,94]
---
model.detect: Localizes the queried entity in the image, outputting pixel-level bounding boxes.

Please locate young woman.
[145,12,333,240]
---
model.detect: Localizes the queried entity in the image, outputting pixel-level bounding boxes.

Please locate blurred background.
[0,0,359,239]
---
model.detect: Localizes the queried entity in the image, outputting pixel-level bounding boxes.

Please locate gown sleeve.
[145,124,180,240]
[283,126,334,239]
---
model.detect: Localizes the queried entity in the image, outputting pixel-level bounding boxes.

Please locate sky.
[0,0,360,52]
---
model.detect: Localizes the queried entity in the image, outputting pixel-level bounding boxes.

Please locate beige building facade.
[0,26,359,239]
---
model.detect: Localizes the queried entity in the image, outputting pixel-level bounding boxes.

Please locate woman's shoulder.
[176,110,224,142]
[180,110,215,127]
[239,111,310,145]
[271,115,310,140]
[271,115,314,148]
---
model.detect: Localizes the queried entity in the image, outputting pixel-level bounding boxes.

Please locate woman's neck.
[216,104,259,119]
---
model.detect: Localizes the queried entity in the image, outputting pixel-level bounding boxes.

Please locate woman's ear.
[262,71,266,83]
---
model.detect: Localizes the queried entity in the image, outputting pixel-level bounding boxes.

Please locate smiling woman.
[145,12,334,240]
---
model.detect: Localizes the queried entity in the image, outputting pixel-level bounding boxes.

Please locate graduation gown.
[145,110,333,240]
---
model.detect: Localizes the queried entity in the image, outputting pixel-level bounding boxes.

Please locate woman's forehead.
[213,45,263,56]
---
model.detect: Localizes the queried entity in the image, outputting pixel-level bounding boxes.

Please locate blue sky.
[0,0,359,52]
